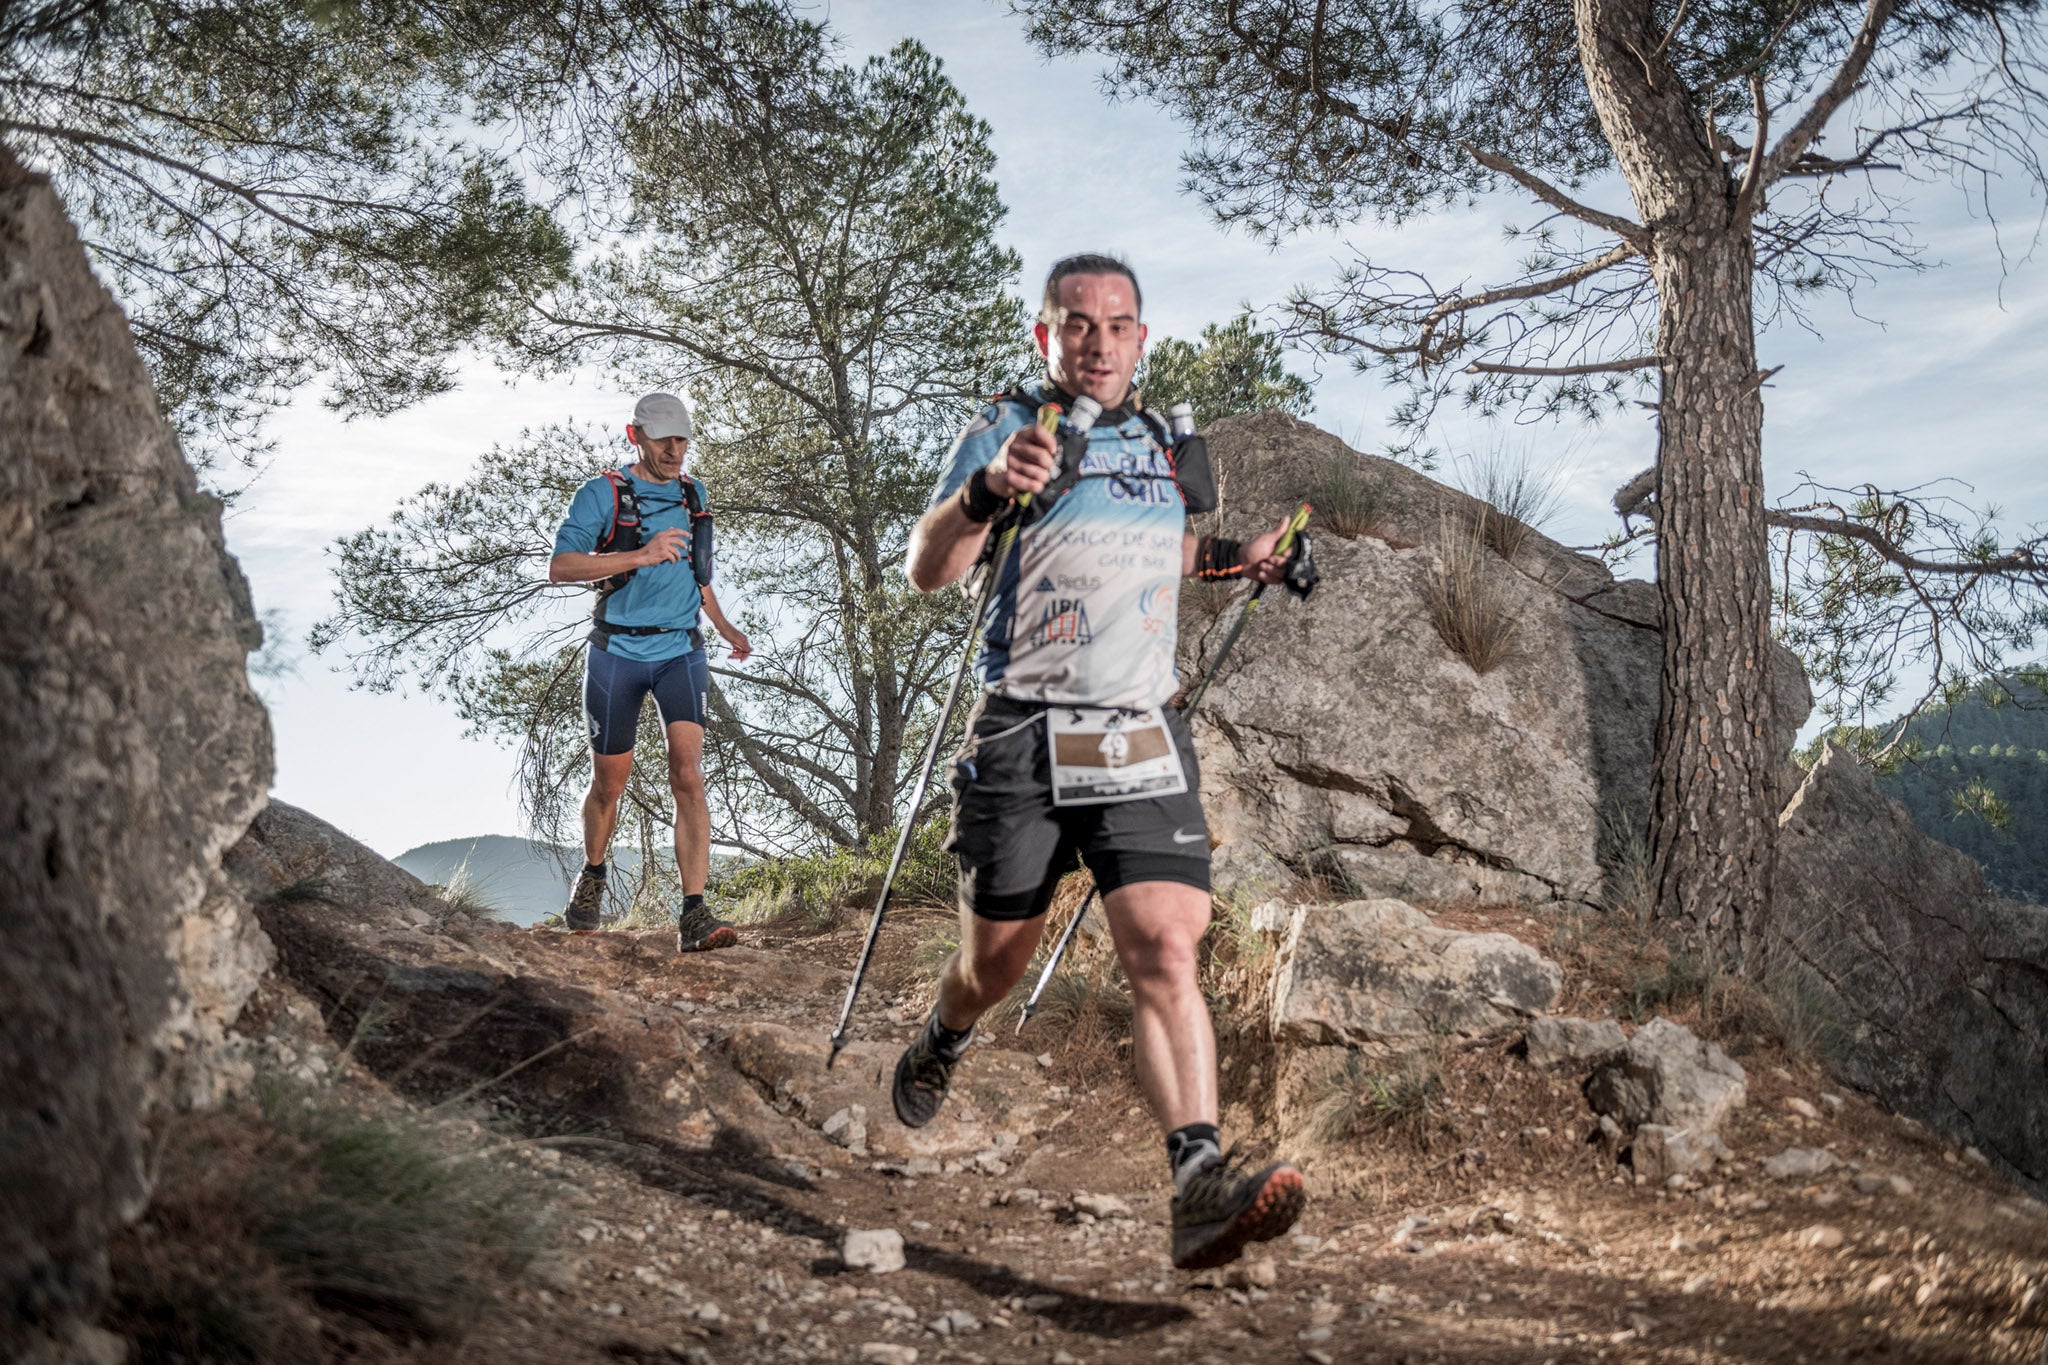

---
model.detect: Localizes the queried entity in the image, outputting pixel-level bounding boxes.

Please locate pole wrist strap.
[958,466,1006,524]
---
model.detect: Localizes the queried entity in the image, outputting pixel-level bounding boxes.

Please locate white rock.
[842,1228,906,1274]
[1784,1097,1820,1120]
[927,1309,981,1335]
[1796,1224,1846,1251]
[1268,900,1562,1045]
[1071,1192,1133,1220]
[1762,1147,1837,1180]
[857,1346,919,1365]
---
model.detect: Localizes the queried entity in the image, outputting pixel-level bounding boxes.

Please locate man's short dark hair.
[1039,253,1142,325]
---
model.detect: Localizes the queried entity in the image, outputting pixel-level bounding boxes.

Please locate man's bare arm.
[549,526,685,584]
[905,422,1060,592]
[698,584,752,661]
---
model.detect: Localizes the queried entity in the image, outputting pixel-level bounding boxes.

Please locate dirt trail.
[246,897,2048,1365]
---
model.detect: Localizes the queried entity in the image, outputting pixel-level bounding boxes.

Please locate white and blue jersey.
[554,466,709,662]
[932,380,1186,710]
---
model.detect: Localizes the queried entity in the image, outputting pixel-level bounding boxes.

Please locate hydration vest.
[982,383,1219,536]
[589,468,714,650]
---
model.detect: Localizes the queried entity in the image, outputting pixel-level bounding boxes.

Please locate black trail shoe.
[1170,1150,1307,1271]
[675,900,738,953]
[891,1028,958,1128]
[564,867,606,932]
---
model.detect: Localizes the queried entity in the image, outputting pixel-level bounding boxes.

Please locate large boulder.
[1180,413,1811,910]
[0,151,271,1358]
[1774,746,2048,1196]
[1265,898,1561,1047]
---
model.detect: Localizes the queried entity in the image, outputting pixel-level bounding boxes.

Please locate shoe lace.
[570,873,605,913]
[908,1039,954,1094]
[1177,1143,1256,1218]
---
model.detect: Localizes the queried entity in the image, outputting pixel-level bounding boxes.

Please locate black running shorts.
[944,694,1211,921]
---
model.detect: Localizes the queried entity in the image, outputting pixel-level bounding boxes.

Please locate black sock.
[924,1007,974,1063]
[584,862,607,878]
[682,892,704,916]
[1167,1122,1222,1191]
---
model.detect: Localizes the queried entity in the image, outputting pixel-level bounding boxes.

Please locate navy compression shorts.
[583,644,709,755]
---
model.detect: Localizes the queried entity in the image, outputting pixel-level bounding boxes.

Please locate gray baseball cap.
[632,392,692,439]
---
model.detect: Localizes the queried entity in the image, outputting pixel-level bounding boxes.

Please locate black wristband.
[1193,535,1245,580]
[958,466,1006,524]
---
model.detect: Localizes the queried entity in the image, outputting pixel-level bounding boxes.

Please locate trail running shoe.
[1170,1149,1308,1271]
[675,899,738,953]
[891,1027,957,1128]
[564,867,606,932]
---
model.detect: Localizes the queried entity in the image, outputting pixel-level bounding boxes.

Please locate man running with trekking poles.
[548,392,752,951]
[892,254,1309,1271]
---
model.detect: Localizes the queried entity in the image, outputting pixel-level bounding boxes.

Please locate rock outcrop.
[1180,413,1812,911]
[0,150,271,1358]
[1584,1017,1748,1136]
[1264,898,1561,1048]
[1774,746,2048,1196]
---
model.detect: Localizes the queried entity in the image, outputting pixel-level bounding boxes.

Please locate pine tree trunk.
[1646,231,1777,951]
[1575,0,1778,951]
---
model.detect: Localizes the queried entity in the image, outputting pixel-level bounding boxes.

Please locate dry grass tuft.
[1298,1047,1445,1148]
[107,1077,547,1361]
[1426,510,1521,674]
[1313,448,1389,539]
[1455,442,1565,561]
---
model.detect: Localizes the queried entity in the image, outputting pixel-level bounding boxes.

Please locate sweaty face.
[1036,272,1145,408]
[630,428,689,482]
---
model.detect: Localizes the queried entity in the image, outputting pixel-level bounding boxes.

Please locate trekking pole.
[828,402,1076,1067]
[1017,501,1316,1034]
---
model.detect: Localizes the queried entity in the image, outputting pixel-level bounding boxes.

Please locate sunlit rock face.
[0,148,271,1357]
[1179,411,1811,913]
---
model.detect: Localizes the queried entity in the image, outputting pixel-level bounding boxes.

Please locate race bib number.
[1046,707,1188,806]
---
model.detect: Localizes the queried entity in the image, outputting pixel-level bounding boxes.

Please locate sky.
[224,0,2048,859]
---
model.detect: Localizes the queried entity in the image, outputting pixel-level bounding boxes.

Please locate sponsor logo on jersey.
[1036,597,1092,646]
[1036,576,1056,593]
[1138,584,1172,635]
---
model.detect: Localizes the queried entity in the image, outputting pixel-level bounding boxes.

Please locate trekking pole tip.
[826,1031,847,1069]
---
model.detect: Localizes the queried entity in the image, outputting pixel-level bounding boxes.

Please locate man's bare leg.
[935,907,1048,1031]
[665,719,710,895]
[665,719,734,950]
[895,901,1048,1127]
[1103,878,1303,1269]
[582,750,635,867]
[1100,880,1216,1132]
[566,749,635,930]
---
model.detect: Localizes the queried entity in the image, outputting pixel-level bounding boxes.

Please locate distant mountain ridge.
[392,835,642,926]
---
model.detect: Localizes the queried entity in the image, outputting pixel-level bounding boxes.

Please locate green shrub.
[717,817,954,932]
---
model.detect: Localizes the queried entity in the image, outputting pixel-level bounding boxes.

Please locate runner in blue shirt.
[897,255,1307,1271]
[549,392,751,951]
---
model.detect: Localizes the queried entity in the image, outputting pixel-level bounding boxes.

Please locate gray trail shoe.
[891,1024,958,1128]
[564,866,606,932]
[1170,1149,1307,1270]
[675,899,738,952]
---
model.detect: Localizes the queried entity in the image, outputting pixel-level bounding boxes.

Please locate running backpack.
[590,469,714,640]
[983,384,1218,531]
